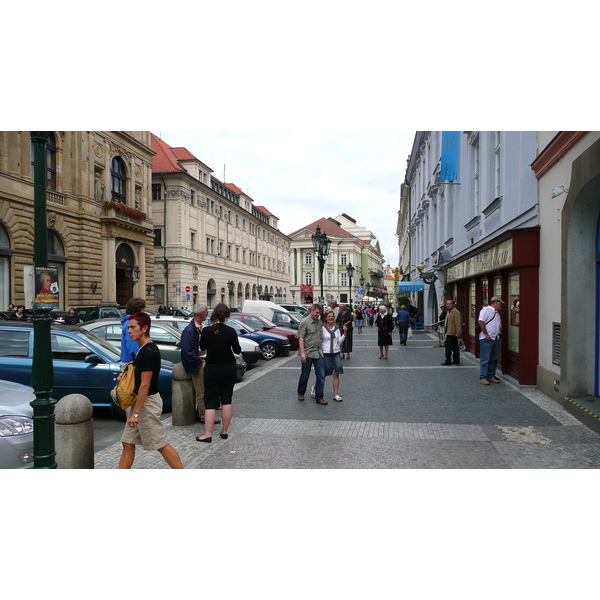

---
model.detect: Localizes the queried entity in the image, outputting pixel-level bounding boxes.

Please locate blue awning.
[397,281,425,293]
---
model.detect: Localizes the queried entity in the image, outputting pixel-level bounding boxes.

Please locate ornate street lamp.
[227,280,235,304]
[311,225,331,305]
[346,263,355,306]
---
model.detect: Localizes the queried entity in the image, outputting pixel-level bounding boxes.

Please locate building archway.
[562,138,600,398]
[116,243,135,305]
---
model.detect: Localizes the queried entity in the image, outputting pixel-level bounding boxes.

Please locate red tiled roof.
[288,217,356,239]
[225,182,243,194]
[172,147,198,161]
[151,133,186,173]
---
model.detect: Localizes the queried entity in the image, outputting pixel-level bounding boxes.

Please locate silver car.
[0,379,35,469]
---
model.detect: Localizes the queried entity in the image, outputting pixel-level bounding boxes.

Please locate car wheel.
[260,342,278,360]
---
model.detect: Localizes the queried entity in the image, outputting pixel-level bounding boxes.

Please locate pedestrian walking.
[120,297,146,367]
[441,299,462,366]
[375,305,393,359]
[297,303,327,405]
[337,304,353,359]
[118,312,184,468]
[196,303,241,442]
[322,308,348,401]
[9,305,26,320]
[181,303,220,425]
[64,307,82,325]
[396,304,411,345]
[478,296,504,385]
[355,306,364,334]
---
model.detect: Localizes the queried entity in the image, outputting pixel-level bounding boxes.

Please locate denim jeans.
[479,338,500,380]
[297,356,325,400]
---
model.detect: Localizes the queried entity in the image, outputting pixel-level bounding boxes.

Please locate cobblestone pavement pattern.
[94,327,600,469]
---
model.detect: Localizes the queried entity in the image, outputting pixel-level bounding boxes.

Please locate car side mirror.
[175,341,181,348]
[84,354,103,364]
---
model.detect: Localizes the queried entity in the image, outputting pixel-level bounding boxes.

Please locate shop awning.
[397,281,425,293]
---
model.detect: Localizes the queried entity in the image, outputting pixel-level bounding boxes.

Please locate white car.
[0,379,35,469]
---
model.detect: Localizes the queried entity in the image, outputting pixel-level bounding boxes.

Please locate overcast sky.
[157,130,415,266]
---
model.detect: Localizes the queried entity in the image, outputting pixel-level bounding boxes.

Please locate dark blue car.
[0,321,174,416]
[224,318,291,360]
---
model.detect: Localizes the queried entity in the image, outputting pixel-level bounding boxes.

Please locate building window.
[219,242,223,257]
[243,250,246,263]
[152,184,161,200]
[470,133,480,215]
[190,190,195,205]
[236,248,240,262]
[190,231,196,250]
[305,272,312,285]
[0,223,10,311]
[111,157,127,204]
[235,215,239,227]
[305,251,312,265]
[327,271,333,285]
[227,244,231,259]
[341,273,348,286]
[154,229,162,247]
[340,253,348,266]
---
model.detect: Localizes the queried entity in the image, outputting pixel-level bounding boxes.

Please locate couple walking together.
[297,304,348,405]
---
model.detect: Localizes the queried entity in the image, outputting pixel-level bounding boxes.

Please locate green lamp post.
[30,132,57,469]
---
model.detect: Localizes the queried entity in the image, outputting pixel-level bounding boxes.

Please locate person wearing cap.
[478,296,504,385]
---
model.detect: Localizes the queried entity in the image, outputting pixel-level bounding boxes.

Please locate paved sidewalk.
[94,330,600,469]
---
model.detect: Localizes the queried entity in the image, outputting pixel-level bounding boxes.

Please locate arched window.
[111,157,127,204]
[305,251,312,265]
[47,229,65,309]
[305,272,312,285]
[30,132,57,190]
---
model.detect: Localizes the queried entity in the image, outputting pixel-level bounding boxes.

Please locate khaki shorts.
[120,392,168,451]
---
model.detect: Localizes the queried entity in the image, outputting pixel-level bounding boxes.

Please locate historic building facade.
[288,215,385,305]
[400,131,539,385]
[151,134,290,309]
[532,131,600,403]
[0,131,155,310]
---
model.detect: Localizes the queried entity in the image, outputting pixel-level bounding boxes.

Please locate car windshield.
[288,313,302,324]
[76,328,121,361]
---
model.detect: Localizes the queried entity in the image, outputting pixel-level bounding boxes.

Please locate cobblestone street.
[94,327,600,469]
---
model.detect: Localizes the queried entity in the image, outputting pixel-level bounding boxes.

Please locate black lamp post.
[227,280,234,304]
[31,132,57,469]
[346,263,355,306]
[366,283,371,300]
[311,225,331,305]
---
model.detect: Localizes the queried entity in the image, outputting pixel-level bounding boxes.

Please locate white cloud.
[158,130,414,265]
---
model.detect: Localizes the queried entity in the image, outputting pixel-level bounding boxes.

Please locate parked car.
[150,315,262,366]
[0,321,174,417]
[279,304,308,316]
[224,318,291,360]
[82,318,246,381]
[228,313,299,350]
[0,379,34,469]
[72,305,122,322]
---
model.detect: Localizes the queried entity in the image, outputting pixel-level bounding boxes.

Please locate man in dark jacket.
[181,303,219,424]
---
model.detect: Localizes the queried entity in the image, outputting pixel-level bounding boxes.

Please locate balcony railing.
[47,190,66,205]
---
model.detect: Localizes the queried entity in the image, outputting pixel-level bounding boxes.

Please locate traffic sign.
[185,285,191,293]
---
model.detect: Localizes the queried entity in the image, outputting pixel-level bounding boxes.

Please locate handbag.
[110,362,137,409]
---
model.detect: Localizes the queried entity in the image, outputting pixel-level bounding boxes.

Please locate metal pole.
[319,256,325,305]
[30,132,57,469]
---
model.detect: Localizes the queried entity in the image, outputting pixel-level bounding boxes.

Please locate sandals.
[333,395,343,402]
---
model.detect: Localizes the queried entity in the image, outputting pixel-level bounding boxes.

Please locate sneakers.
[489,377,501,383]
[310,385,316,398]
[479,378,491,385]
[333,395,343,402]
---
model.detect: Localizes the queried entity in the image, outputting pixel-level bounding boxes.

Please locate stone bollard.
[171,362,196,426]
[55,394,94,469]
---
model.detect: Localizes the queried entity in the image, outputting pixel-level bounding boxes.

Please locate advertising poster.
[34,266,59,309]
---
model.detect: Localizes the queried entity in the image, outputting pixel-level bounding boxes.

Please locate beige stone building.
[151,133,290,309]
[288,214,385,305]
[0,131,155,310]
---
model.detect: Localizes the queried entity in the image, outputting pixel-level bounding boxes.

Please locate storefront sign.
[440,131,460,182]
[446,239,513,282]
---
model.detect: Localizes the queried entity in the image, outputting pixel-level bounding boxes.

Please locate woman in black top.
[336,304,354,359]
[118,312,184,468]
[196,303,242,443]
[375,305,393,359]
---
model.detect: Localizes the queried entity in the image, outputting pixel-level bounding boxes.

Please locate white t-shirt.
[478,306,501,340]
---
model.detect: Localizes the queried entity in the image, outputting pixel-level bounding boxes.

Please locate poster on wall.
[510,295,520,327]
[34,266,59,309]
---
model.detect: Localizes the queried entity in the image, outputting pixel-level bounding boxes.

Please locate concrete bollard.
[171,362,196,426]
[55,394,94,469]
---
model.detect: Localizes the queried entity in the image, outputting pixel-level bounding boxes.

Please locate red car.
[228,313,299,350]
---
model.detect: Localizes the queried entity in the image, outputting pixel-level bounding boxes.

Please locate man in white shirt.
[478,296,504,385]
